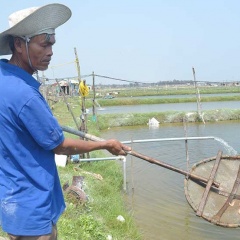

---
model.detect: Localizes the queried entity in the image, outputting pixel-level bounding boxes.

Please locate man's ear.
[14,37,24,53]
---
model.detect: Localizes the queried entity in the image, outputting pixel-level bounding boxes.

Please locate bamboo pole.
[196,150,222,217]
[192,67,205,124]
[55,80,79,129]
[74,47,89,158]
[61,125,220,188]
[192,67,201,115]
[74,47,81,84]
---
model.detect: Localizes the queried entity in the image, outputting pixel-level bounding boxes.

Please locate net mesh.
[184,156,240,227]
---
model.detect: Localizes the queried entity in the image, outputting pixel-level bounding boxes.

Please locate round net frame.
[184,154,240,228]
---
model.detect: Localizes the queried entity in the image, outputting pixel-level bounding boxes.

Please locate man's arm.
[53,138,130,156]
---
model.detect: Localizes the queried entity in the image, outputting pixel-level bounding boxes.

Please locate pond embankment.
[95,109,240,129]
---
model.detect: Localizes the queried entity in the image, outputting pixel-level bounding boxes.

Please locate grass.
[94,94,240,107]
[95,109,240,129]
[93,85,240,98]
[87,85,240,100]
[57,159,141,240]
[66,85,240,108]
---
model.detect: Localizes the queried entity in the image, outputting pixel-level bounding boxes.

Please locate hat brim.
[0,3,71,55]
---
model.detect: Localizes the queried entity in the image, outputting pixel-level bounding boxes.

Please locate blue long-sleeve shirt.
[0,59,65,236]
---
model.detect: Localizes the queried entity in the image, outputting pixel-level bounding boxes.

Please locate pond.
[102,120,240,240]
[96,101,240,114]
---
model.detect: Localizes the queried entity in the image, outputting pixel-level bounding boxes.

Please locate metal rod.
[121,136,215,144]
[80,156,125,161]
[61,125,220,188]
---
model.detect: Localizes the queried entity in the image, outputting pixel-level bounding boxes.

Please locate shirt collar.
[0,59,41,89]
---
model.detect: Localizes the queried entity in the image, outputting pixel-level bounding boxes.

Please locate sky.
[1,0,240,85]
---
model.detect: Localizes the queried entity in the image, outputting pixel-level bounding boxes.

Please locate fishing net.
[184,155,240,227]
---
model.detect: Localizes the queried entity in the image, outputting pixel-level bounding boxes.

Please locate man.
[0,3,130,240]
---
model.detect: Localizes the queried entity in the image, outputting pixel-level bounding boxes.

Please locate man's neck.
[9,55,34,75]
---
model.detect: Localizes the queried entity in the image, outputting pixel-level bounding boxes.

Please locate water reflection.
[102,121,240,240]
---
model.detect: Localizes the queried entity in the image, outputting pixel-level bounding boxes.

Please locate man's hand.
[104,139,131,156]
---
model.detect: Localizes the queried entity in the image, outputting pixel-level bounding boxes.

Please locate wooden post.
[183,118,190,172]
[74,47,81,84]
[91,71,99,128]
[74,47,89,158]
[196,150,222,217]
[192,67,205,124]
[74,47,85,132]
[55,79,80,129]
[192,67,201,115]
[92,71,96,117]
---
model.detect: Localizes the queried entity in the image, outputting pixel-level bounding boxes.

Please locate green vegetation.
[91,85,240,98]
[57,158,141,240]
[51,92,240,111]
[94,109,240,129]
[118,85,240,97]
[95,94,240,107]
[74,85,240,108]
[57,120,142,239]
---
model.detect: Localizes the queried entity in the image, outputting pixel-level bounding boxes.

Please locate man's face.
[27,33,55,71]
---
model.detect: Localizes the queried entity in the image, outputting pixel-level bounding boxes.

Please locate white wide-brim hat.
[0,3,71,55]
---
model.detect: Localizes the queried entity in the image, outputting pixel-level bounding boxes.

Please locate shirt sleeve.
[18,94,64,150]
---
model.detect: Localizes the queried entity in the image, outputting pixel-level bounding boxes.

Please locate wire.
[94,74,149,84]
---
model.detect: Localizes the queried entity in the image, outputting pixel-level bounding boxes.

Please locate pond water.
[96,101,240,114]
[102,120,240,240]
